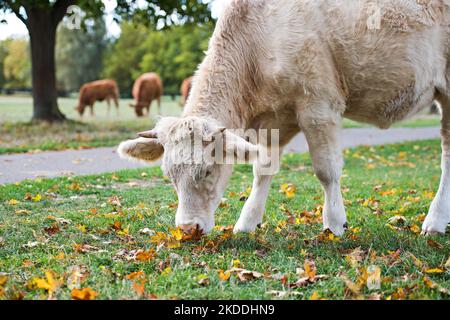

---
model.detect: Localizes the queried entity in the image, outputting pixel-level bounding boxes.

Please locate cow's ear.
[222,130,259,164]
[118,137,164,163]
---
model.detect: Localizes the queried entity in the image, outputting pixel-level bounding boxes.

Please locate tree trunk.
[28,9,66,122]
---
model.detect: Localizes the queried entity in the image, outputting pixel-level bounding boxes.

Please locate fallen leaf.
[0,275,8,286]
[290,275,328,288]
[43,223,60,236]
[108,195,122,207]
[71,287,98,300]
[303,260,316,280]
[309,291,321,300]
[8,199,19,205]
[170,228,183,241]
[227,268,263,282]
[125,271,145,280]
[427,239,444,250]
[280,183,296,198]
[366,265,381,290]
[133,279,146,296]
[218,270,231,282]
[345,247,365,268]
[425,268,444,274]
[139,228,155,236]
[423,277,450,296]
[135,249,155,262]
[31,270,60,296]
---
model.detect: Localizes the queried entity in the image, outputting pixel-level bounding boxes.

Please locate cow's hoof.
[323,223,347,237]
[421,214,448,236]
[233,219,259,234]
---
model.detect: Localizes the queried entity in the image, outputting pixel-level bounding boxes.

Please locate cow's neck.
[183,31,260,129]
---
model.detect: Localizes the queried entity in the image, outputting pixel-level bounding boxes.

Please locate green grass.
[0,95,183,154]
[0,140,448,300]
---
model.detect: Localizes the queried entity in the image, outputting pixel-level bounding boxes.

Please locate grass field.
[0,140,448,300]
[0,95,182,154]
[0,95,443,155]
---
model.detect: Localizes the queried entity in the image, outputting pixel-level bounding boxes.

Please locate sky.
[0,0,226,40]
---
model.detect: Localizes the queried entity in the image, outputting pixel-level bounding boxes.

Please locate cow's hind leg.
[298,103,346,235]
[422,91,450,235]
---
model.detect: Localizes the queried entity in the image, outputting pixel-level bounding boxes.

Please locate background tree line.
[0,18,213,97]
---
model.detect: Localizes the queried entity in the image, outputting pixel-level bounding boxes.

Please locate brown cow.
[76,79,120,117]
[130,73,163,117]
[180,76,193,107]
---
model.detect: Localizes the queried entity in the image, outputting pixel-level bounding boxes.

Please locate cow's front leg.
[234,164,274,233]
[423,93,450,235]
[299,108,346,235]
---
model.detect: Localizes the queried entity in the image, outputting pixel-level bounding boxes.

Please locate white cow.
[119,0,450,236]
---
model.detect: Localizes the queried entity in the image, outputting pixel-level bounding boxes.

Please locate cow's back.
[261,0,449,128]
[132,73,163,104]
[80,80,118,104]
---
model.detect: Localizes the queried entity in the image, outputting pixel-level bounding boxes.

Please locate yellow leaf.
[409,224,421,234]
[218,270,231,282]
[425,268,444,274]
[55,252,65,260]
[232,259,241,268]
[280,183,296,198]
[170,228,183,241]
[8,199,19,205]
[167,239,181,249]
[71,287,98,300]
[76,224,87,233]
[309,291,320,300]
[161,267,172,276]
[304,260,316,280]
[32,270,59,294]
[32,194,42,202]
[0,275,8,286]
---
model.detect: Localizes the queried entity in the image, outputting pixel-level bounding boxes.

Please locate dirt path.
[0,127,440,184]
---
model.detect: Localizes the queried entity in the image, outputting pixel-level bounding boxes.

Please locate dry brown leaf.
[427,239,444,249]
[344,247,365,268]
[227,268,263,282]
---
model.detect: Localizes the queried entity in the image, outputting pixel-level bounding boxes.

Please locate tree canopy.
[104,22,213,96]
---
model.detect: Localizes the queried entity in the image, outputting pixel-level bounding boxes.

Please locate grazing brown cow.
[76,79,120,117]
[130,73,163,117]
[180,76,194,107]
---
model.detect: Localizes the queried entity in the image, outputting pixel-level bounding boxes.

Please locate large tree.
[0,0,212,121]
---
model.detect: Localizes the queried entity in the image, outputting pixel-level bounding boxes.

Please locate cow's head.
[118,116,259,234]
[129,103,145,117]
[75,104,86,116]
